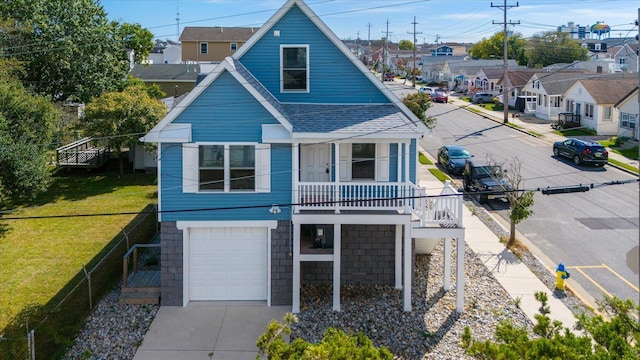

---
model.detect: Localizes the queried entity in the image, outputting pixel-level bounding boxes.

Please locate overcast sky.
[101,0,640,44]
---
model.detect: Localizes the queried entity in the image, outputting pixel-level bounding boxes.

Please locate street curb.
[452,100,640,176]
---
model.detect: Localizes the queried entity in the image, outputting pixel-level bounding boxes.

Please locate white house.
[615,87,639,141]
[563,77,637,135]
[521,72,591,121]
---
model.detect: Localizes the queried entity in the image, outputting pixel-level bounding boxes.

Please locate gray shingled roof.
[130,64,200,81]
[282,104,420,134]
[535,72,592,95]
[179,26,257,42]
[230,58,288,118]
[228,59,418,135]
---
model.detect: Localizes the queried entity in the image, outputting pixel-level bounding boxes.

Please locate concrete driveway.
[133,302,289,360]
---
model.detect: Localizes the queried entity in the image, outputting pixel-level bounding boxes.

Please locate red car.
[384,73,395,81]
[433,89,448,103]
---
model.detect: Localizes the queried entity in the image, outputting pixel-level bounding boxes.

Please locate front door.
[301,143,330,182]
[575,103,581,116]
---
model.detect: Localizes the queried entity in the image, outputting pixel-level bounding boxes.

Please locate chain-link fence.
[0,204,158,359]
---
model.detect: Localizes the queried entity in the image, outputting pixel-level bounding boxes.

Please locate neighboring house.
[426,43,470,57]
[564,77,638,135]
[130,64,200,97]
[521,71,593,121]
[615,87,639,141]
[180,26,257,63]
[497,69,539,111]
[611,43,639,73]
[141,0,466,314]
[447,59,519,93]
[147,43,182,64]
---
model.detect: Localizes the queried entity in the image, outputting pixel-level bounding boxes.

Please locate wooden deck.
[120,243,161,304]
[56,137,110,169]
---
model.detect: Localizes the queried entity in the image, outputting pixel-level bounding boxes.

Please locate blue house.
[142,0,465,313]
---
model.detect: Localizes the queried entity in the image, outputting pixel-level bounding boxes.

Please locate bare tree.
[502,157,535,245]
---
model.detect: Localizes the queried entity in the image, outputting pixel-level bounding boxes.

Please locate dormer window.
[281,45,309,92]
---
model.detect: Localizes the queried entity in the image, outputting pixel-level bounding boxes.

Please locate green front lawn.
[0,162,157,330]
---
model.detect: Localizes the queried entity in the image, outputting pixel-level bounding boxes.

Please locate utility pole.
[381,20,392,82]
[366,22,372,66]
[408,16,422,88]
[492,1,519,124]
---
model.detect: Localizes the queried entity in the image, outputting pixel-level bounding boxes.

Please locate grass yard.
[0,161,157,331]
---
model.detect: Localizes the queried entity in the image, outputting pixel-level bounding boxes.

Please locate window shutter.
[339,143,351,181]
[255,144,271,193]
[183,143,199,193]
[376,143,389,181]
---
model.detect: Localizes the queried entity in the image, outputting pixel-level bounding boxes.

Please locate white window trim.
[338,143,389,182]
[230,42,238,51]
[585,103,594,119]
[199,42,208,54]
[280,44,309,93]
[603,106,612,121]
[182,143,270,194]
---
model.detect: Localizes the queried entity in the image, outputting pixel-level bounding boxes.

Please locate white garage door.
[189,227,268,301]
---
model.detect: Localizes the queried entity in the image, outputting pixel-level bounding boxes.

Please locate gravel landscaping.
[62,201,590,360]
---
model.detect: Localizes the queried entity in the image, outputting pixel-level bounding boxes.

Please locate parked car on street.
[471,92,495,104]
[433,89,448,103]
[418,86,435,95]
[384,73,395,81]
[463,159,512,204]
[552,138,608,166]
[437,145,473,175]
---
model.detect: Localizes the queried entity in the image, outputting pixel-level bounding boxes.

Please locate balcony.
[294,181,462,227]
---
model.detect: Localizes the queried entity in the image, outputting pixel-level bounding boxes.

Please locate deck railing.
[295,181,462,226]
[122,243,161,288]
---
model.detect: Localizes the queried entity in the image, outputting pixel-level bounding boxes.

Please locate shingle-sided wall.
[271,221,293,305]
[301,224,397,285]
[160,222,183,306]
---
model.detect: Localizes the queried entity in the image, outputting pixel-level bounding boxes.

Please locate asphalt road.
[405,92,640,309]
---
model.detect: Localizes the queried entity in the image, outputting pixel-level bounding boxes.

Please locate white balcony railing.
[295,181,462,227]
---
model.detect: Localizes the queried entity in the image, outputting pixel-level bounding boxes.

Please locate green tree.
[0,0,152,102]
[398,39,414,50]
[256,313,394,360]
[402,92,437,129]
[469,31,528,65]
[463,293,640,359]
[81,83,166,176]
[0,81,60,205]
[116,22,155,64]
[526,31,589,68]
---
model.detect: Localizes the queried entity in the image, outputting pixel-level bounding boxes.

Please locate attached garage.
[188,227,268,301]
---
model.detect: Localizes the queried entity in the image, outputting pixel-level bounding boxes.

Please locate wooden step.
[119,291,160,305]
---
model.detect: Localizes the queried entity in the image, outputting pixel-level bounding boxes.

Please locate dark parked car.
[433,89,448,103]
[437,145,473,175]
[552,138,608,166]
[463,159,512,204]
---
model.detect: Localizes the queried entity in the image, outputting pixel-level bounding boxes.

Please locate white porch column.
[395,224,402,289]
[292,222,301,313]
[443,237,451,291]
[456,237,465,313]
[334,143,340,214]
[403,142,410,213]
[293,143,300,213]
[403,225,412,312]
[332,223,341,311]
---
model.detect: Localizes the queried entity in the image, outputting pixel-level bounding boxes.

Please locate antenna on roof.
[176,0,181,40]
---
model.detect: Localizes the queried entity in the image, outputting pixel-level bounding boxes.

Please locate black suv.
[552,138,608,166]
[463,159,512,204]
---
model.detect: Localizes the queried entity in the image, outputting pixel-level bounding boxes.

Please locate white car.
[418,86,435,95]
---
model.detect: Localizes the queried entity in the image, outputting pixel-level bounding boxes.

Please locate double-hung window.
[281,45,308,91]
[199,145,255,191]
[585,103,594,118]
[351,143,375,180]
[184,143,270,193]
[200,42,208,54]
[603,106,612,121]
[230,42,238,51]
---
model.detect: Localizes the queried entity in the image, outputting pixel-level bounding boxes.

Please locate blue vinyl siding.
[409,140,417,183]
[160,70,292,221]
[239,5,389,104]
[160,143,292,222]
[389,144,398,182]
[173,71,279,142]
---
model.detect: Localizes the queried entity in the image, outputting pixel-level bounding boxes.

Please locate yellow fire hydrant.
[555,263,570,291]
